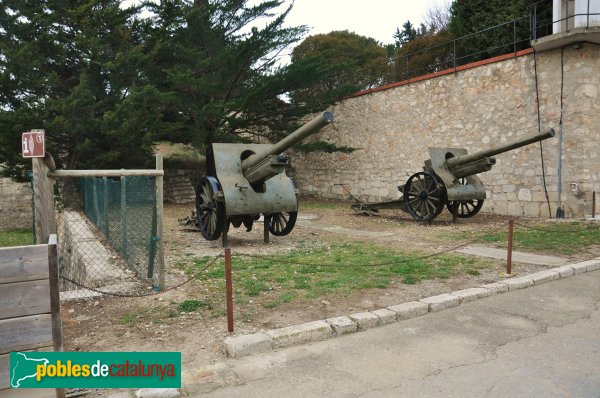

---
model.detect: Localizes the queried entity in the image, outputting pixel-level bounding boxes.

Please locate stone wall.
[0,177,32,230]
[291,44,600,218]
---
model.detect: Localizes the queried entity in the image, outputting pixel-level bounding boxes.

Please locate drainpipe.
[556,121,564,218]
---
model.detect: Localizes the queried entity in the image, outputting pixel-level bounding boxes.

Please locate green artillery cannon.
[351,129,555,222]
[196,111,334,242]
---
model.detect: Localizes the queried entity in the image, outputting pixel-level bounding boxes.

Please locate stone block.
[420,293,460,312]
[571,262,590,275]
[584,259,600,272]
[498,277,534,290]
[223,333,272,358]
[325,316,357,336]
[481,282,509,294]
[551,265,575,277]
[451,287,492,303]
[387,301,429,320]
[135,389,181,398]
[267,321,333,349]
[107,393,133,398]
[524,270,560,285]
[371,308,397,325]
[349,312,380,331]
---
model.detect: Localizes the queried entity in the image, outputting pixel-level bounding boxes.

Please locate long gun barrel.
[446,129,555,170]
[242,111,333,185]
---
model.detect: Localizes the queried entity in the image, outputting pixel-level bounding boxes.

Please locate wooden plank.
[0,314,53,355]
[0,245,49,284]
[0,346,53,389]
[0,388,56,398]
[0,280,51,320]
[48,169,164,178]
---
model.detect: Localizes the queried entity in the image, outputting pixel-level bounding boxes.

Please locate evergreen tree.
[393,20,417,47]
[128,0,339,149]
[448,0,552,61]
[290,30,389,102]
[0,0,343,179]
[0,0,146,180]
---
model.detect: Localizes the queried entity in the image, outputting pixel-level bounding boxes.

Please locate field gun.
[351,129,555,222]
[196,111,333,242]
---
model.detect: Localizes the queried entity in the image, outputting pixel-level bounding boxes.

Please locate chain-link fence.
[55,175,163,300]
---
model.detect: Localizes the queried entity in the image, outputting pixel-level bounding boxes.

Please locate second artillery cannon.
[351,128,555,222]
[196,111,333,243]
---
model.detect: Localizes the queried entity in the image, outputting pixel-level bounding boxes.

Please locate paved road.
[197,271,600,397]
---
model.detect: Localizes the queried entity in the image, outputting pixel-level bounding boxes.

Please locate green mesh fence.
[80,176,160,285]
[55,175,161,300]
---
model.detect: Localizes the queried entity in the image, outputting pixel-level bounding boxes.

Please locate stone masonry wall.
[291,45,600,218]
[0,177,33,230]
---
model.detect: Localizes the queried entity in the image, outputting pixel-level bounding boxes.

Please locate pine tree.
[0,0,147,179]
[0,0,343,179]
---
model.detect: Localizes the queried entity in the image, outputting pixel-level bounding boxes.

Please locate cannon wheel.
[446,199,484,218]
[196,176,225,241]
[446,178,484,218]
[267,211,297,236]
[403,172,446,222]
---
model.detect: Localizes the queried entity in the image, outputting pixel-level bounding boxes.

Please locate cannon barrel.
[446,129,555,170]
[241,111,334,173]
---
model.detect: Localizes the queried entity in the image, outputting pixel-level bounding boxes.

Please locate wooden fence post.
[32,157,56,244]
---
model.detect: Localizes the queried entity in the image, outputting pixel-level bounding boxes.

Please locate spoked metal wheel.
[446,178,484,218]
[195,176,225,241]
[446,199,484,218]
[403,172,446,222]
[267,211,297,236]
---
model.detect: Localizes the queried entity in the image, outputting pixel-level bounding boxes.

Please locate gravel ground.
[62,197,592,370]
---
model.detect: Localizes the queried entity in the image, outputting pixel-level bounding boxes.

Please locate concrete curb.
[221,257,600,360]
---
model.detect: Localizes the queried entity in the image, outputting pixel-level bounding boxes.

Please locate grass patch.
[185,242,489,305]
[441,222,600,255]
[0,229,33,248]
[177,299,211,312]
[120,313,136,326]
[299,200,346,210]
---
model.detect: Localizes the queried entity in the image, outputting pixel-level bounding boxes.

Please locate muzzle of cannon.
[196,111,333,242]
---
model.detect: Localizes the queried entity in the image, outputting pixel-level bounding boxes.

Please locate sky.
[126,0,449,46]
[280,0,450,45]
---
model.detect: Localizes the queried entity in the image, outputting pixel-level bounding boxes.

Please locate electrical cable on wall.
[533,49,553,218]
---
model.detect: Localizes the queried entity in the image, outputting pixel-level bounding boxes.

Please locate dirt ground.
[62,197,594,370]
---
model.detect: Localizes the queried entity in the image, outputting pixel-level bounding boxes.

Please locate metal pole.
[513,19,517,55]
[225,247,234,334]
[557,122,563,218]
[453,39,457,72]
[588,0,591,28]
[593,191,596,218]
[121,176,128,259]
[263,214,270,244]
[507,220,514,275]
[103,177,109,239]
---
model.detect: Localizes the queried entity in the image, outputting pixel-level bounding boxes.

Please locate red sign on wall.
[22,130,45,158]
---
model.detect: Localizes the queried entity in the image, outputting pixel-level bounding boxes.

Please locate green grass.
[181,242,490,305]
[0,229,33,247]
[441,222,600,255]
[177,299,211,312]
[299,200,346,210]
[120,313,136,326]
